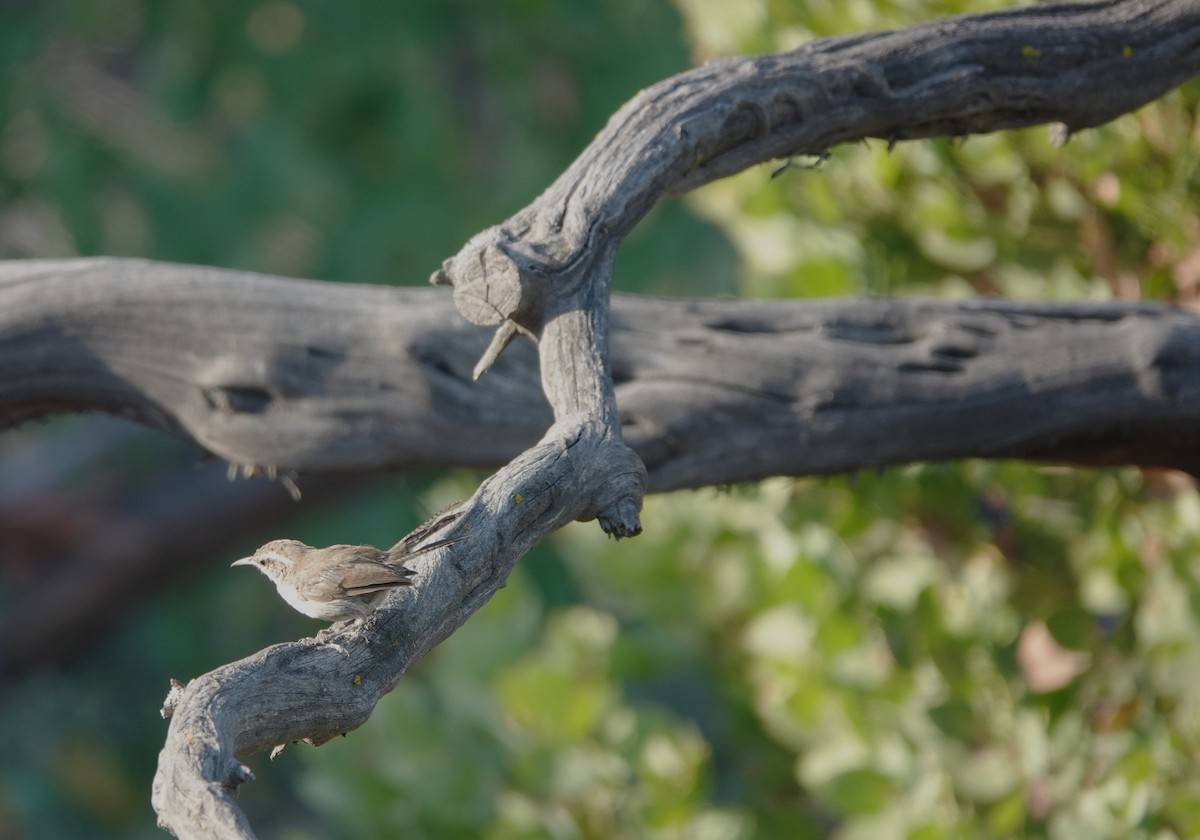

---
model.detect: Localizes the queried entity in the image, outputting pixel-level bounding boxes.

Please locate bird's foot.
[312,621,361,655]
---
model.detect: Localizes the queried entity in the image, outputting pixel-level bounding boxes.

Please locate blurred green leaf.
[1046,607,1095,652]
[823,768,894,817]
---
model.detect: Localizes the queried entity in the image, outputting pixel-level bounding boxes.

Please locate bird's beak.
[231,557,254,568]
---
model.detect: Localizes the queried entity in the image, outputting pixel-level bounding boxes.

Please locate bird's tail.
[387,501,468,560]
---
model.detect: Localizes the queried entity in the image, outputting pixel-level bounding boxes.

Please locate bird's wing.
[295,546,414,601]
[335,559,415,598]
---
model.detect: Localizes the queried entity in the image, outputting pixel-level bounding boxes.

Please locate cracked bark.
[5,263,1200,484]
[0,1,1193,837]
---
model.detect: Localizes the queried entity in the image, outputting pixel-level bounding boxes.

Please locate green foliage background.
[1,1,1199,838]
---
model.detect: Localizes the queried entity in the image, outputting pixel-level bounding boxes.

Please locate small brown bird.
[232,506,466,622]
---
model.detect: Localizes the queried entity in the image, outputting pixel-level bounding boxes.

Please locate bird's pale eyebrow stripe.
[260,551,294,567]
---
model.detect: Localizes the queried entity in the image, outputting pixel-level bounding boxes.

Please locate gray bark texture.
[0,1,1194,837]
[5,261,1200,483]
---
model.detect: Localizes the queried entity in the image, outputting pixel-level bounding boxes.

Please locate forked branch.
[84,1,1198,835]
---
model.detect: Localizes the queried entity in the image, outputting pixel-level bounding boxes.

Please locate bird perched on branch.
[232,505,467,622]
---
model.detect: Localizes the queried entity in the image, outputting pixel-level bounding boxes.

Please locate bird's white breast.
[273,580,362,620]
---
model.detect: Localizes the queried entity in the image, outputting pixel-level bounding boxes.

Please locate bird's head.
[231,539,309,583]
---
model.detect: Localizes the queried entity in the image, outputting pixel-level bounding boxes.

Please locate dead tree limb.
[1,0,1190,836]
[4,260,1200,483]
[435,0,1200,343]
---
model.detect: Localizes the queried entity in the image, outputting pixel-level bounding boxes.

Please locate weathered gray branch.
[0,0,1188,836]
[435,0,1200,335]
[4,259,1200,482]
[151,433,641,837]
